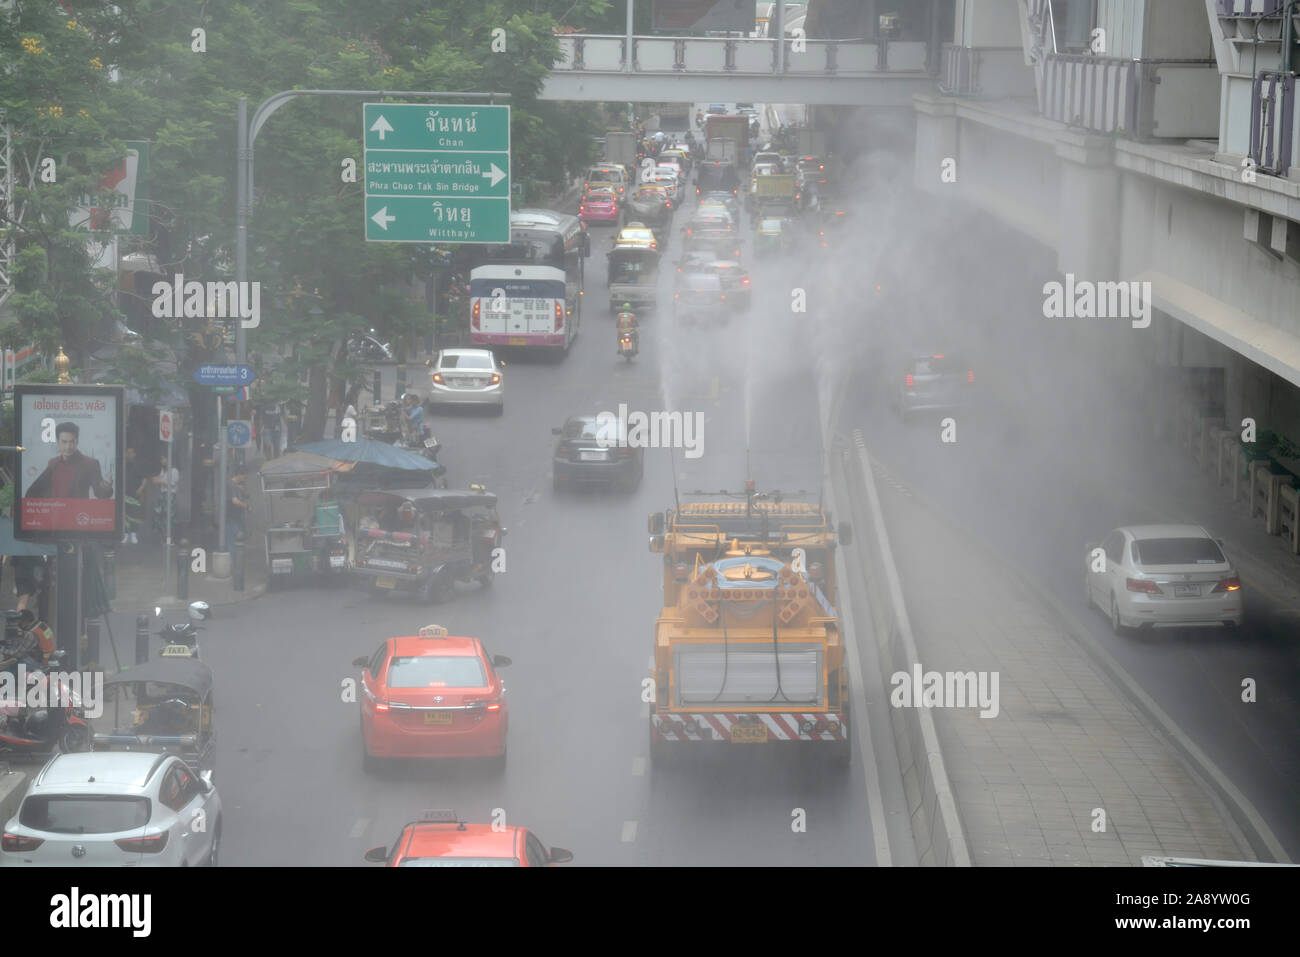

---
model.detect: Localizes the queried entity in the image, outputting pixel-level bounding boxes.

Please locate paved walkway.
[873,457,1260,866]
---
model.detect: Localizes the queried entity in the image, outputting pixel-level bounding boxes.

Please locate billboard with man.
[14,385,125,540]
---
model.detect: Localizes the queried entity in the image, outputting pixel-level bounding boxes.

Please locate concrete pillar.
[912,94,958,194]
[1054,130,1120,282]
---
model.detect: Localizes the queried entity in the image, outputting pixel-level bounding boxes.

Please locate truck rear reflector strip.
[652,712,846,741]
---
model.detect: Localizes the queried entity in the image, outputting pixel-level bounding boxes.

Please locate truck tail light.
[554,300,564,331]
[471,301,480,330]
[904,374,914,388]
[116,832,169,854]
[967,370,974,383]
[1212,577,1240,593]
[1126,577,1161,594]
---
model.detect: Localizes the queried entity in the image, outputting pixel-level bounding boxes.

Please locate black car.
[552,415,644,491]
[895,354,975,423]
[696,162,740,196]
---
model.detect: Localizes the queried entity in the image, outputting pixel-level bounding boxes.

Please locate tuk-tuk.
[606,245,660,315]
[91,656,216,774]
[353,487,505,603]
[259,452,351,588]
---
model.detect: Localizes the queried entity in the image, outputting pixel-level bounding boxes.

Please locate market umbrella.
[257,450,356,478]
[292,438,440,472]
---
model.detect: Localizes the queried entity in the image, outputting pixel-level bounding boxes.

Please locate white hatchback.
[1,752,222,867]
[1085,524,1243,633]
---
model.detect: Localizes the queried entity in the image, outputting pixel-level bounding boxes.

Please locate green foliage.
[4,0,608,437]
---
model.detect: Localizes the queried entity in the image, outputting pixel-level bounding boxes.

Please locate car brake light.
[742,277,750,286]
[554,300,563,331]
[905,374,914,388]
[432,372,445,384]
[1126,577,1161,594]
[1212,577,1240,593]
[489,373,501,385]
[116,832,170,854]
[375,701,390,712]
[967,370,974,383]
[471,301,480,330]
[2,833,43,852]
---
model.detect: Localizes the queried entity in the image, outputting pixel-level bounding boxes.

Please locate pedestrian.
[285,400,302,447]
[12,555,47,613]
[225,467,250,553]
[148,452,179,536]
[122,446,148,544]
[263,404,283,459]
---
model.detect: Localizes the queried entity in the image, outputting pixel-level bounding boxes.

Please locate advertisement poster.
[14,385,125,540]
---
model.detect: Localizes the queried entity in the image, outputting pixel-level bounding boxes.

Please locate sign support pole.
[164,432,174,591]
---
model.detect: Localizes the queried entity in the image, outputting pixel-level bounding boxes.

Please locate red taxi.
[353,625,510,771]
[364,809,574,867]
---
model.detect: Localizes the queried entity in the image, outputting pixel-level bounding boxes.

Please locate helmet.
[622,302,632,310]
[188,600,211,622]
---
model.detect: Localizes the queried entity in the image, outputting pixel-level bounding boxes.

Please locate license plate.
[329,555,346,568]
[508,336,528,345]
[1174,584,1200,597]
[730,723,768,744]
[375,576,397,589]
[423,712,453,726]
[579,450,608,462]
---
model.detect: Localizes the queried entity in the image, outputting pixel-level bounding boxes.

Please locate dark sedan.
[552,415,644,492]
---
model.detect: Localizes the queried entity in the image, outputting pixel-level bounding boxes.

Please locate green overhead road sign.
[364,102,511,244]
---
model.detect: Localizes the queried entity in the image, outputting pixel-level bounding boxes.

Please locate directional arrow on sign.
[369,114,394,141]
[482,163,506,187]
[370,206,396,231]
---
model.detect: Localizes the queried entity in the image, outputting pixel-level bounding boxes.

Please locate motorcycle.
[618,331,638,362]
[0,652,91,757]
[155,601,210,660]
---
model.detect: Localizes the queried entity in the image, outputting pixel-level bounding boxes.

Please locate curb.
[841,429,972,867]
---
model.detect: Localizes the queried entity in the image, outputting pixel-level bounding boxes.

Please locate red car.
[579,190,620,225]
[353,625,511,771]
[364,809,574,867]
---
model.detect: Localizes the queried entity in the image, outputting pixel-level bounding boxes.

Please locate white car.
[428,348,504,414]
[1085,524,1243,634]
[1,752,222,867]
[650,167,682,203]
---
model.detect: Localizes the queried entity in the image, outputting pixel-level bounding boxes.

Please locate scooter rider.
[616,303,639,354]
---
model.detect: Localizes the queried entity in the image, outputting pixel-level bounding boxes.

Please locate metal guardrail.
[1041,54,1217,138]
[555,34,927,76]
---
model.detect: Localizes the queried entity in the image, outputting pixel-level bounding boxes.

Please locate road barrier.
[837,429,970,867]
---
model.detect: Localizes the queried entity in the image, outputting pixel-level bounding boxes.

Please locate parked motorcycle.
[0,653,90,757]
[155,601,210,660]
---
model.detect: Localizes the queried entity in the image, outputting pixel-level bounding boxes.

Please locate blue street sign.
[194,364,256,386]
[226,421,252,449]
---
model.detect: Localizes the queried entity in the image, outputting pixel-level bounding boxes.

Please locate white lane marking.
[349,818,370,839]
[631,757,646,777]
[621,820,638,843]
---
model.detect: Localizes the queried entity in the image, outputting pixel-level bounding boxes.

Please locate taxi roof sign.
[419,808,460,823]
[418,623,449,638]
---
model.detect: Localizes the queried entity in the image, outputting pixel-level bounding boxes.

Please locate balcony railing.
[555,34,929,76]
[1041,54,1218,139]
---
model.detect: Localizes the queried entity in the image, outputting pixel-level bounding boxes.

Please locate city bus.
[466,209,587,355]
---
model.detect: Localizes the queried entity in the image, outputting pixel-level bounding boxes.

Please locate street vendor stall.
[259,451,353,588]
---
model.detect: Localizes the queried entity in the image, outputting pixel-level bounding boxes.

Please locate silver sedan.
[1085,524,1243,634]
[427,348,504,414]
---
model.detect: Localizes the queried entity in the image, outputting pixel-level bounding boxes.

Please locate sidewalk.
[861,451,1261,865]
